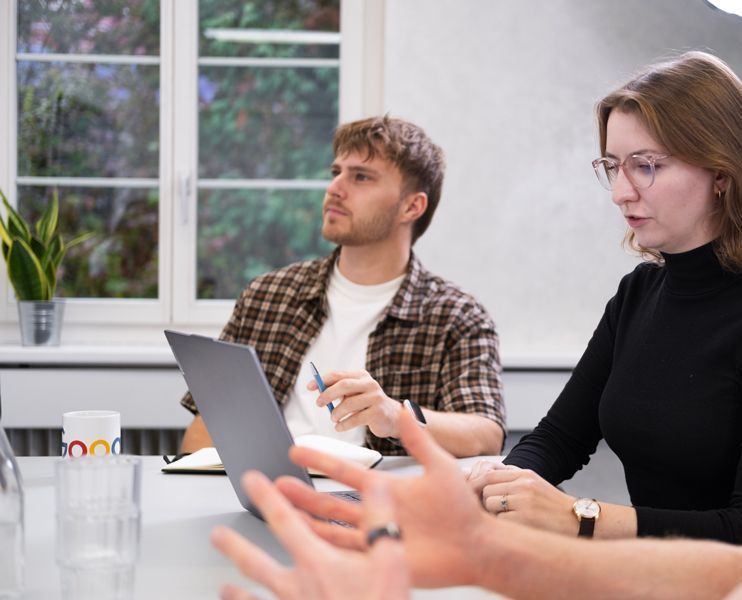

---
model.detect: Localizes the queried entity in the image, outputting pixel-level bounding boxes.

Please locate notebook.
[162,434,382,476]
[164,330,380,516]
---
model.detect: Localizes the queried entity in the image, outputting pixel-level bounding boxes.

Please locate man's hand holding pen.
[307,369,403,438]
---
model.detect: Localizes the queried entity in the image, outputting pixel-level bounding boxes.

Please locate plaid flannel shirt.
[181,249,505,455]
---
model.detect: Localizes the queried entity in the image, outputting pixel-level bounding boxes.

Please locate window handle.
[179,172,193,226]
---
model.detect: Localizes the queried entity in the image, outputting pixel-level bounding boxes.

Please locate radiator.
[6,427,185,457]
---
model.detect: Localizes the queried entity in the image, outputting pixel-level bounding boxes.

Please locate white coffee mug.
[62,410,121,458]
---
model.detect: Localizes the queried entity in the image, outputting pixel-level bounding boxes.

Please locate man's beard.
[322,200,403,246]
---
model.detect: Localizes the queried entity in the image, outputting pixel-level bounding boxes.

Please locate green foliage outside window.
[16,0,160,299]
[197,0,339,299]
[198,188,332,299]
[17,187,158,299]
[15,0,339,302]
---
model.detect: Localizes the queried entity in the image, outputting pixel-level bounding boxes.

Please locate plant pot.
[17,299,65,346]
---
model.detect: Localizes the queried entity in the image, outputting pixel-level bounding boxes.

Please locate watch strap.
[389,400,426,442]
[403,399,427,426]
[577,516,596,538]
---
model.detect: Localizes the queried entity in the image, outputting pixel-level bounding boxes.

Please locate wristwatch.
[388,400,427,445]
[403,399,427,428]
[572,498,600,538]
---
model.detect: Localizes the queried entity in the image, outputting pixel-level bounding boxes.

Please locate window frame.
[0,0,383,344]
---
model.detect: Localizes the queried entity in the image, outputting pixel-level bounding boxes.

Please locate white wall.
[382,0,742,364]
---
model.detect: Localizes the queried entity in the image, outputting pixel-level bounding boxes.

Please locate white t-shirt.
[282,263,404,445]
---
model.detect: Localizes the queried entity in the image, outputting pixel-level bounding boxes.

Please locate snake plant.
[0,187,93,301]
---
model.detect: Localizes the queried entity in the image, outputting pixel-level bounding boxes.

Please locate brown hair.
[332,115,445,243]
[596,51,742,271]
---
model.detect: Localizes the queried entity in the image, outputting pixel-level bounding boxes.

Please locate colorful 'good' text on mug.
[62,437,122,458]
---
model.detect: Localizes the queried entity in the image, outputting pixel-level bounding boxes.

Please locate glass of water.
[55,455,141,600]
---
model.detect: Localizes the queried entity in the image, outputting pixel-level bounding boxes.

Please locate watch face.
[574,498,600,519]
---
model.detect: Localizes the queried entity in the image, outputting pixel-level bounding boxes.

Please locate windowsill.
[0,342,579,370]
[0,343,177,366]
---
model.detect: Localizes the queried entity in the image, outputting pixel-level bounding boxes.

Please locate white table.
[20,456,501,599]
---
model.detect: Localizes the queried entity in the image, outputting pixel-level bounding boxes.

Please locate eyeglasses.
[591,154,671,191]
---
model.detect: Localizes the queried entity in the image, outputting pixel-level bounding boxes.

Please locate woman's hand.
[468,464,579,535]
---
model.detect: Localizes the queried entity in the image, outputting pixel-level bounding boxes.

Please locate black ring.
[366,522,402,546]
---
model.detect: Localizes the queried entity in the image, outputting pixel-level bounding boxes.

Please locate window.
[15,0,161,303]
[0,0,383,343]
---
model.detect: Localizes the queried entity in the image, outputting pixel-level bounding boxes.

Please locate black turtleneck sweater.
[505,242,742,542]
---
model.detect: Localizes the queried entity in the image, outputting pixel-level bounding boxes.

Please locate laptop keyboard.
[322,490,361,527]
[330,490,361,502]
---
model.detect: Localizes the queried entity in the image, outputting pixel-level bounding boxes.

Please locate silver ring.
[500,494,509,513]
[366,522,402,546]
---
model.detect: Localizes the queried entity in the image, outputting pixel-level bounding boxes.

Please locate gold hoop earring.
[716,189,723,201]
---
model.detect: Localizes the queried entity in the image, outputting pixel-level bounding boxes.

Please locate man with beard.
[180,116,504,457]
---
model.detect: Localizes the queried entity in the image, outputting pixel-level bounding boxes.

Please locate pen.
[309,362,334,413]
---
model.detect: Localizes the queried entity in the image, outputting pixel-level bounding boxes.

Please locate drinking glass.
[55,455,141,600]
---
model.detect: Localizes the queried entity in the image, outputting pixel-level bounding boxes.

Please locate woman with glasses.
[468,51,742,543]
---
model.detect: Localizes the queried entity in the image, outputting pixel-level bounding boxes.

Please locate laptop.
[164,330,360,517]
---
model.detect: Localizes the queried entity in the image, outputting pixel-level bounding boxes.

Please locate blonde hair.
[596,51,742,270]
